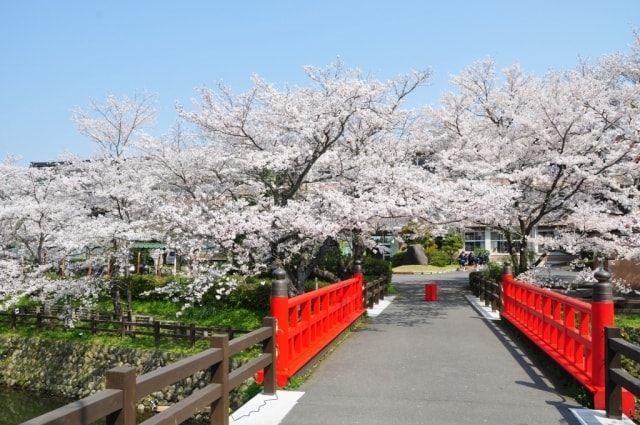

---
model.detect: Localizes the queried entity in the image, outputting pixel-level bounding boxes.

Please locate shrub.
[481,262,503,282]
[222,275,272,311]
[363,256,391,283]
[425,248,450,267]
[303,279,332,292]
[129,275,162,299]
[391,251,405,268]
[317,243,351,279]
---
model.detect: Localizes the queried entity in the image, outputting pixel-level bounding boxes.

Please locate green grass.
[0,300,269,355]
[392,264,459,273]
[615,314,640,328]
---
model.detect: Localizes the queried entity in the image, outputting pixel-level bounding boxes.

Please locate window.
[490,231,509,253]
[537,228,556,239]
[464,231,484,252]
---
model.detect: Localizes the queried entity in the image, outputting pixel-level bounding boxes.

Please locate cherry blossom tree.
[5,38,639,311]
[148,61,434,294]
[425,39,640,273]
[0,159,95,308]
[70,92,161,317]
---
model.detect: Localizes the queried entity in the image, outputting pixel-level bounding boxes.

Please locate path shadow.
[363,274,471,328]
[471,296,581,423]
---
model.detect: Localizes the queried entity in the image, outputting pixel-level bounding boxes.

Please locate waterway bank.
[0,335,254,421]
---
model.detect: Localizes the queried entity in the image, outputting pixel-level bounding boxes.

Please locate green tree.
[435,232,464,264]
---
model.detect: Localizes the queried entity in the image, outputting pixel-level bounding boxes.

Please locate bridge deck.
[233,271,607,425]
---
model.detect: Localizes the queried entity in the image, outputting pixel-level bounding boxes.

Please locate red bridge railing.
[500,265,635,417]
[268,264,366,386]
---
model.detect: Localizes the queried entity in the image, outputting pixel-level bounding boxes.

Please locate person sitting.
[476,254,484,270]
[468,252,476,270]
[457,252,468,271]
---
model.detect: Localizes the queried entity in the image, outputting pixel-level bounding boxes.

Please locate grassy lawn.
[616,314,640,328]
[392,264,459,273]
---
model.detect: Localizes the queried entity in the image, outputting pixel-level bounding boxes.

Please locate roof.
[132,241,167,249]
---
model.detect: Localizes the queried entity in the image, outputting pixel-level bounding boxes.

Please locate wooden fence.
[364,275,388,308]
[21,317,277,425]
[470,274,501,311]
[500,265,635,417]
[20,261,389,424]
[0,311,249,347]
[604,327,640,419]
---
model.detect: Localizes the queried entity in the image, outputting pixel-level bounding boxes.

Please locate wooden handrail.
[21,317,277,425]
[364,275,388,308]
[604,326,640,419]
[20,389,123,425]
[0,311,250,347]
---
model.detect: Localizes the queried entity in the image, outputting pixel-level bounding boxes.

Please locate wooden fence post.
[189,324,196,347]
[591,267,615,410]
[262,316,277,395]
[120,316,126,338]
[353,259,364,309]
[153,321,160,345]
[105,366,136,425]
[605,326,623,419]
[210,335,230,425]
[271,268,290,387]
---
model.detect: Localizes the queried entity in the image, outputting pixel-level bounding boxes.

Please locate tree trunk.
[125,266,132,322]
[351,228,366,265]
[294,237,338,294]
[110,279,122,320]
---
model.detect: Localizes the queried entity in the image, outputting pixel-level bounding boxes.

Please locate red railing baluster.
[270,260,368,386]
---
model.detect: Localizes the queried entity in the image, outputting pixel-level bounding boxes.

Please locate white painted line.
[230,390,305,425]
[465,295,500,321]
[570,408,636,425]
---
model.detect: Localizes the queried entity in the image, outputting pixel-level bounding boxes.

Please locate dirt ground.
[610,260,640,289]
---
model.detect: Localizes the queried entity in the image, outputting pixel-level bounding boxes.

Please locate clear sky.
[1,0,638,165]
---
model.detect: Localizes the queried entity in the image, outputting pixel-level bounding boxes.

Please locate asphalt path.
[277,271,582,425]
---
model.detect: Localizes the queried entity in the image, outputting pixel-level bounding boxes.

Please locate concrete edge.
[367,295,396,318]
[464,294,501,321]
[570,408,635,425]
[228,296,397,425]
[229,390,305,425]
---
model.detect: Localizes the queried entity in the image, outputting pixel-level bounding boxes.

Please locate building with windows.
[463,226,570,266]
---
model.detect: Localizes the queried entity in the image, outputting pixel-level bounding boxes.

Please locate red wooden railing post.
[591,267,614,410]
[271,268,290,387]
[501,263,513,316]
[591,267,635,416]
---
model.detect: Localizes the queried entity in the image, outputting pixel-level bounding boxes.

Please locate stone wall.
[0,336,250,412]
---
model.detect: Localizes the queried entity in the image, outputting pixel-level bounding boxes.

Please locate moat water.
[2,386,160,424]
[0,386,73,425]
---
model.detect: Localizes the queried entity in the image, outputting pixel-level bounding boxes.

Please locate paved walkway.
[231,271,629,425]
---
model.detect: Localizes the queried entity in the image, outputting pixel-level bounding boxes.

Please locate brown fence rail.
[604,326,640,420]
[21,316,277,425]
[470,275,501,312]
[364,275,388,308]
[0,311,250,347]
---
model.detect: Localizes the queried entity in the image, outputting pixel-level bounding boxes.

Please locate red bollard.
[425,282,438,301]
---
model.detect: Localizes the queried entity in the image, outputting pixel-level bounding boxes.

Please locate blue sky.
[1,1,638,165]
